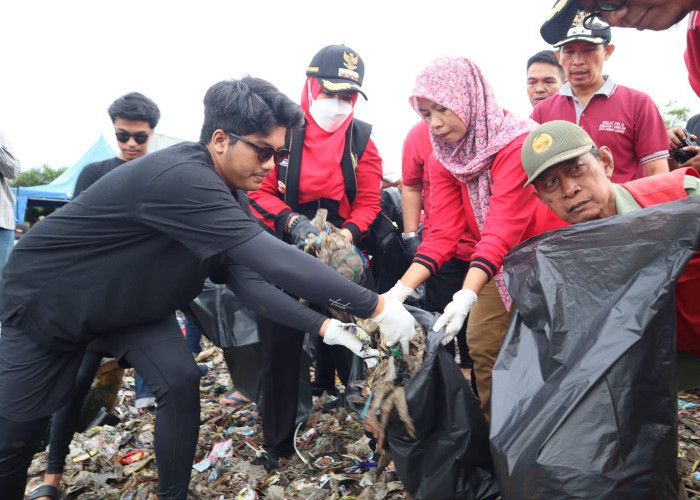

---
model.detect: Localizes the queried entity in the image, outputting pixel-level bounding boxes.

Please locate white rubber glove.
[432,289,478,345]
[323,319,379,359]
[370,298,415,355]
[382,280,414,303]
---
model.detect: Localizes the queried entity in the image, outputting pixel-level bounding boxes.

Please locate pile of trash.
[679,390,700,498]
[24,344,411,499]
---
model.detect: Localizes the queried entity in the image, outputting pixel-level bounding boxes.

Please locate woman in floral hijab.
[386,57,564,418]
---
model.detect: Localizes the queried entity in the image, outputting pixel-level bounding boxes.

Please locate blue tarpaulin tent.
[14,135,115,223]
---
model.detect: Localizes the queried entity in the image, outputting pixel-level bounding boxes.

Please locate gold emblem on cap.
[532,133,553,154]
[343,51,358,71]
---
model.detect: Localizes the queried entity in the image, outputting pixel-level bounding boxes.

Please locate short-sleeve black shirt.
[73,157,126,197]
[0,142,263,349]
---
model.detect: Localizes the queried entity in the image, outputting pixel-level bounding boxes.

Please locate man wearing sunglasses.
[0,76,415,500]
[532,10,670,183]
[541,0,700,97]
[73,92,160,197]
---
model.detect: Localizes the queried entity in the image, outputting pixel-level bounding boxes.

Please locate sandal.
[219,391,252,407]
[28,485,63,500]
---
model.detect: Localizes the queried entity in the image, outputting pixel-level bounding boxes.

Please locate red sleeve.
[632,91,672,164]
[686,12,700,98]
[248,165,292,232]
[402,122,431,186]
[413,155,470,274]
[342,136,382,235]
[469,134,544,277]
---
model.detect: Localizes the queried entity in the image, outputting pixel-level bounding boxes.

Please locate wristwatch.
[401,231,417,242]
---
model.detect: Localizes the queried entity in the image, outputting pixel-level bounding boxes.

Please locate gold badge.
[343,51,358,71]
[278,180,286,194]
[532,133,553,154]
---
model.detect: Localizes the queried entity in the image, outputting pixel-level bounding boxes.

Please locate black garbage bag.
[490,198,700,499]
[185,280,313,422]
[348,306,500,500]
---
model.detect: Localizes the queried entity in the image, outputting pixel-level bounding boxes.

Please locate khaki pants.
[466,280,513,420]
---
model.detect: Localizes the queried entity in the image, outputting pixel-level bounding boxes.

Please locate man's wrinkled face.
[575,0,693,30]
[533,150,617,224]
[527,62,565,107]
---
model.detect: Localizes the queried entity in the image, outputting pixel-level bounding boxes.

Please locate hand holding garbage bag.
[433,288,477,345]
[370,297,415,355]
[382,279,415,303]
[322,319,379,359]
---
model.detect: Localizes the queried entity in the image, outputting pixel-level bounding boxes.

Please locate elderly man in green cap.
[521,119,700,390]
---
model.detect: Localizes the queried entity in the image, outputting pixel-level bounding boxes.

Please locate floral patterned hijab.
[410,57,536,308]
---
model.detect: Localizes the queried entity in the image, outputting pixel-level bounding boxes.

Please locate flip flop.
[219,391,252,407]
[28,485,63,500]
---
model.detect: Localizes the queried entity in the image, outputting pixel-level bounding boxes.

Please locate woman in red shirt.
[386,57,564,419]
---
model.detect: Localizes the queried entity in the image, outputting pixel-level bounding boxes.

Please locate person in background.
[531,12,670,182]
[396,120,473,377]
[0,76,415,500]
[249,44,384,469]
[0,132,21,278]
[668,113,700,172]
[540,0,700,98]
[520,119,700,392]
[74,92,159,196]
[526,49,566,108]
[384,57,565,420]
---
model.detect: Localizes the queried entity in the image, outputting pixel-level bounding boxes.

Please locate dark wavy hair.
[199,76,304,145]
[108,92,161,129]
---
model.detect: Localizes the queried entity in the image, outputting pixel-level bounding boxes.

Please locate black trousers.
[424,257,473,369]
[0,317,200,500]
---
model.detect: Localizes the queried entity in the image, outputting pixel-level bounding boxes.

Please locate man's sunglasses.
[582,0,628,29]
[115,131,150,145]
[228,132,290,165]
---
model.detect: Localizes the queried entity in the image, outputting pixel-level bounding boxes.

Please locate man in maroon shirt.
[532,11,670,182]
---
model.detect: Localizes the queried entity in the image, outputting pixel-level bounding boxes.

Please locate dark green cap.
[521,120,596,187]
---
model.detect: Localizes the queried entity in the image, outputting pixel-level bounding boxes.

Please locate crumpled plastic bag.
[490,197,700,499]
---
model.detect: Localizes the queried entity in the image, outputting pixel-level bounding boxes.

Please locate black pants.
[425,258,473,369]
[0,317,201,500]
[47,350,104,474]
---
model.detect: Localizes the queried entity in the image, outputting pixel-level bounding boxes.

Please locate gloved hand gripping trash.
[369,298,416,355]
[287,214,323,247]
[323,319,379,363]
[432,288,477,345]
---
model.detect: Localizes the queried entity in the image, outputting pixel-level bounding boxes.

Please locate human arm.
[0,133,21,179]
[401,184,423,234]
[643,158,670,177]
[385,156,474,302]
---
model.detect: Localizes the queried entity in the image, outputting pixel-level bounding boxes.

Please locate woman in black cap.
[248,44,384,469]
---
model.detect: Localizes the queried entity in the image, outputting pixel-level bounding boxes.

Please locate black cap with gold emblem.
[306,44,367,100]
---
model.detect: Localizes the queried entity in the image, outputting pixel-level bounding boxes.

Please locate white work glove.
[323,319,379,359]
[370,298,416,355]
[382,280,414,303]
[432,289,478,345]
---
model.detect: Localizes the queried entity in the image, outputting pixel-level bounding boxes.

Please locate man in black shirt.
[74,92,161,197]
[0,77,415,500]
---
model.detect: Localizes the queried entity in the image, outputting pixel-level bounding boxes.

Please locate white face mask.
[308,96,353,132]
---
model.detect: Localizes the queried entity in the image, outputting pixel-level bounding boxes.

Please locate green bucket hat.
[522,120,596,187]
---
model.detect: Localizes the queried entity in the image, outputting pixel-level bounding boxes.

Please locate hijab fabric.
[297,78,357,204]
[410,57,537,309]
